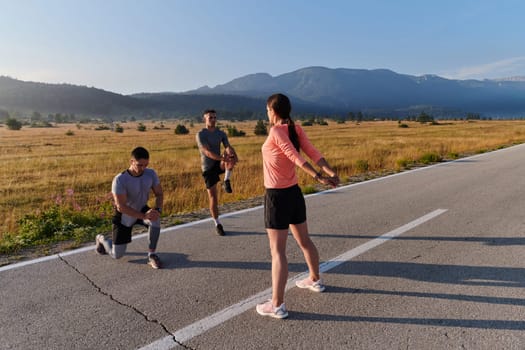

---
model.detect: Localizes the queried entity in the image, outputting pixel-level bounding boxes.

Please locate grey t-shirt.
[196,128,230,171]
[112,168,160,212]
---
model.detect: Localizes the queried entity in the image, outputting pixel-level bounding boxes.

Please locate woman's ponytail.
[287,119,300,151]
[267,93,300,151]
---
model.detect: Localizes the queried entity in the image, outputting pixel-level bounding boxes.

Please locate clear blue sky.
[1,0,524,94]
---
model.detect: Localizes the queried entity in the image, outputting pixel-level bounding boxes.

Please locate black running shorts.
[202,161,225,189]
[264,184,306,229]
[111,206,150,245]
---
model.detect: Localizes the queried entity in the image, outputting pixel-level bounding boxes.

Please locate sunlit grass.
[2,119,525,244]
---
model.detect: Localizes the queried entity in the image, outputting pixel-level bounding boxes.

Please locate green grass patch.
[355,159,369,172]
[0,206,111,254]
[447,152,460,159]
[396,157,412,169]
[419,152,442,164]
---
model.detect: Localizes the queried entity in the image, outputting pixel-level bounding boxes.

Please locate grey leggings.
[101,220,161,259]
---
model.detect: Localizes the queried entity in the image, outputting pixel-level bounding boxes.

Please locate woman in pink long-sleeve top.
[256,93,340,319]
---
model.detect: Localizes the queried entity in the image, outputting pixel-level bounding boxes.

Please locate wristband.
[314,172,322,180]
[155,207,162,213]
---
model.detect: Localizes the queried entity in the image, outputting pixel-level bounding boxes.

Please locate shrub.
[65,130,75,136]
[137,123,147,132]
[175,124,189,135]
[254,120,268,135]
[227,125,246,137]
[398,123,409,128]
[6,117,22,130]
[0,233,19,254]
[114,124,124,133]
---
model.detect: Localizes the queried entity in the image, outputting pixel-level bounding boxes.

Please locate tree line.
[0,107,497,131]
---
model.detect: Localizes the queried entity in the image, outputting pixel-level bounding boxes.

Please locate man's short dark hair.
[203,109,216,116]
[131,146,149,160]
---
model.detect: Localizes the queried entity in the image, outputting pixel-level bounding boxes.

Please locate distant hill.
[3,66,525,120]
[130,92,268,118]
[0,76,145,117]
[0,76,272,120]
[188,67,525,117]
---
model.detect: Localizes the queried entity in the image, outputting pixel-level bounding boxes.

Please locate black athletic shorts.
[264,184,306,229]
[112,206,150,245]
[202,161,225,189]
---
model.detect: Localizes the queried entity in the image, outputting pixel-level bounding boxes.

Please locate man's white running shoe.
[95,234,107,255]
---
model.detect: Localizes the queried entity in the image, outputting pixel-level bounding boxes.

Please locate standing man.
[196,109,238,236]
[95,146,164,269]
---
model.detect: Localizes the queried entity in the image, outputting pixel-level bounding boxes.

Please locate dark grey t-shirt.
[196,128,230,171]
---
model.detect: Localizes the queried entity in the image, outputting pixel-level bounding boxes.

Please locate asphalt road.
[2,144,525,350]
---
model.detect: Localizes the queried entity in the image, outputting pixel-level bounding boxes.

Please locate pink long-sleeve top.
[262,124,323,189]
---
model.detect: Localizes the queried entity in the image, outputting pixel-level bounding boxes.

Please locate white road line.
[138,208,448,350]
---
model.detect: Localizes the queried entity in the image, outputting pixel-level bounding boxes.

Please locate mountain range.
[2,66,525,120]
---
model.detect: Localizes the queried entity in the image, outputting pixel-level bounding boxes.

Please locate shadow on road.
[127,251,312,272]
[290,311,525,330]
[328,285,525,307]
[310,232,525,246]
[331,260,525,287]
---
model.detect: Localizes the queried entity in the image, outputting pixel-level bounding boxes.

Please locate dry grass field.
[2,119,525,241]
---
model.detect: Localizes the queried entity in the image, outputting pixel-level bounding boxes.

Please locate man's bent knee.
[111,244,127,259]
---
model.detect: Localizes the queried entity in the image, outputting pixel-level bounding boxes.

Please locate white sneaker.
[95,234,107,255]
[295,277,326,292]
[256,300,288,319]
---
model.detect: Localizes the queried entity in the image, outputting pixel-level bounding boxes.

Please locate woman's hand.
[317,174,339,188]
